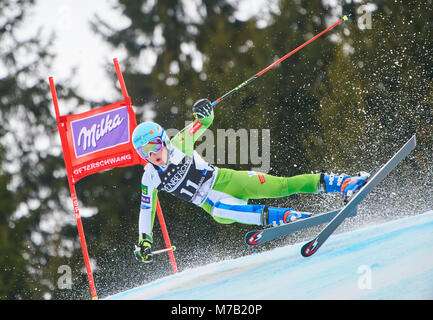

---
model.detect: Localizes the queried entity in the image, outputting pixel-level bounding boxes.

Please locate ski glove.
[193,98,213,120]
[134,233,153,264]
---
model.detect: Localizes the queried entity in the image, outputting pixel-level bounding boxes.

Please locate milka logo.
[71,106,130,157]
[78,113,124,151]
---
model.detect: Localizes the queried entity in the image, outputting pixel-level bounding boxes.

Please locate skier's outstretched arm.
[134,172,158,263]
[171,98,214,155]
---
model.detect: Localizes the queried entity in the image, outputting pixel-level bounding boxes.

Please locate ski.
[245,207,358,246]
[301,134,416,257]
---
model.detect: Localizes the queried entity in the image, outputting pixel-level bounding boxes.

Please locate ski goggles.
[136,137,164,159]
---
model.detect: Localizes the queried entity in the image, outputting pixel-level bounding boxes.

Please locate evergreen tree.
[303,0,433,169]
[0,0,85,299]
[302,0,433,216]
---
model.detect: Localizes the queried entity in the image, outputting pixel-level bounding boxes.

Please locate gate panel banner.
[58,100,144,183]
[49,58,177,300]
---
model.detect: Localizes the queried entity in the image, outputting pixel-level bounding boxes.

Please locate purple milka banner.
[71,106,130,158]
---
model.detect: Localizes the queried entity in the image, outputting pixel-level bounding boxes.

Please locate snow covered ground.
[105,210,433,300]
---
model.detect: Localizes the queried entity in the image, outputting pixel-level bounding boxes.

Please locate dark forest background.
[0,0,432,299]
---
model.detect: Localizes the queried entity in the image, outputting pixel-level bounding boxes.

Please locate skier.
[133,99,369,263]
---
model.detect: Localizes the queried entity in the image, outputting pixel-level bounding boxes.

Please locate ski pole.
[152,245,176,256]
[211,15,348,107]
[189,16,348,135]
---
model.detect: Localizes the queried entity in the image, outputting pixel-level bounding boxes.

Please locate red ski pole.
[189,16,348,135]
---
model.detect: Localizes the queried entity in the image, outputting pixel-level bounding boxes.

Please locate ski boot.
[319,172,370,199]
[262,207,312,226]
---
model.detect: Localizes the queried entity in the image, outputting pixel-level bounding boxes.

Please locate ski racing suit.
[138,110,321,239]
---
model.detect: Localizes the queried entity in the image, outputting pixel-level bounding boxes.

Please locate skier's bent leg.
[200,170,331,226]
[200,190,265,225]
[200,190,310,227]
[212,168,321,200]
[208,202,310,226]
[212,202,266,226]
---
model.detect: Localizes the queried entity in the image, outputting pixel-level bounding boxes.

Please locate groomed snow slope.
[105,210,433,300]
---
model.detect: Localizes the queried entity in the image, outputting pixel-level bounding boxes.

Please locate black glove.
[134,233,153,264]
[192,98,213,120]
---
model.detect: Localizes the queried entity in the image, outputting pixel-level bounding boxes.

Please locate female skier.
[133,99,369,263]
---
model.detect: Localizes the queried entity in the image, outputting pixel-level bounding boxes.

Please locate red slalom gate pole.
[113,58,178,273]
[156,198,178,273]
[190,16,348,135]
[113,58,131,103]
[49,77,98,300]
[69,185,98,300]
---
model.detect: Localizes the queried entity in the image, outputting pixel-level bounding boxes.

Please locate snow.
[105,210,433,300]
